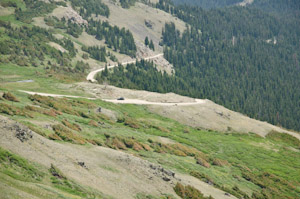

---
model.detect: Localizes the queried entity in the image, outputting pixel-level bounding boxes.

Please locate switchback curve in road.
[86,53,163,82]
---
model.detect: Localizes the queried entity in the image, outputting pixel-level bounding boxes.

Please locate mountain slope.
[0,0,300,199]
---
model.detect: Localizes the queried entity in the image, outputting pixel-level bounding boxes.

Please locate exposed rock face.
[149,164,176,182]
[51,6,88,26]
[78,161,88,169]
[144,20,154,29]
[0,119,33,142]
[136,42,174,74]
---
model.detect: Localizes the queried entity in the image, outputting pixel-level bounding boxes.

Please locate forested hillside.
[171,0,241,9]
[105,0,300,131]
[0,0,136,79]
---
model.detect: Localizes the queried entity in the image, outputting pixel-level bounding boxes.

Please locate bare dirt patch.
[238,0,254,6]
[0,6,14,16]
[51,5,88,25]
[48,42,68,53]
[32,17,51,29]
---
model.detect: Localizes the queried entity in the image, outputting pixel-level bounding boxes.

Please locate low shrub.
[211,158,229,167]
[52,124,86,144]
[49,164,66,179]
[87,139,103,146]
[48,133,63,141]
[110,137,127,150]
[132,142,144,151]
[124,117,140,129]
[241,169,300,198]
[141,143,152,151]
[174,182,214,199]
[62,119,81,131]
[266,130,300,149]
[29,95,79,116]
[0,103,32,117]
[2,92,19,102]
[88,120,98,127]
[27,125,47,137]
[195,156,210,168]
[190,171,214,185]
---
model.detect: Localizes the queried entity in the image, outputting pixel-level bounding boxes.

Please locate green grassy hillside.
[0,86,299,198]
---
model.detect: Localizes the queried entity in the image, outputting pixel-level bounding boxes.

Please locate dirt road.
[103,98,206,106]
[19,90,206,106]
[86,53,163,82]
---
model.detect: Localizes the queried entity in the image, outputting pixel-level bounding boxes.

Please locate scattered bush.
[211,158,229,167]
[109,137,127,150]
[27,125,47,137]
[124,117,140,129]
[241,169,300,198]
[149,124,170,133]
[62,119,81,131]
[132,142,144,151]
[0,103,31,117]
[2,92,19,102]
[190,171,214,185]
[52,124,86,144]
[48,133,63,141]
[266,130,300,149]
[141,143,152,151]
[88,120,98,127]
[174,182,214,199]
[195,156,210,168]
[49,164,66,179]
[25,105,62,117]
[43,109,57,117]
[87,139,103,146]
[29,95,80,116]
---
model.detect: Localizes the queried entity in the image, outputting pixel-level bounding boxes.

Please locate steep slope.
[71,83,300,140]
[1,1,300,199]
[0,88,299,199]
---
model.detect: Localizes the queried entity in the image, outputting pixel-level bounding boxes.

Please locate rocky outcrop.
[0,119,33,142]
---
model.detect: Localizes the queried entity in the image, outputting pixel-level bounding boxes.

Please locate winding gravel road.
[86,53,163,82]
[19,90,206,106]
[19,53,207,106]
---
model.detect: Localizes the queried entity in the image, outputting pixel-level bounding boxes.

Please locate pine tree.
[145,36,149,46]
[149,40,155,51]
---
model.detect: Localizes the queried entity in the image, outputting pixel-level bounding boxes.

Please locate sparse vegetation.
[2,92,19,102]
[52,124,86,144]
[174,182,214,199]
[0,147,43,181]
[0,91,299,199]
